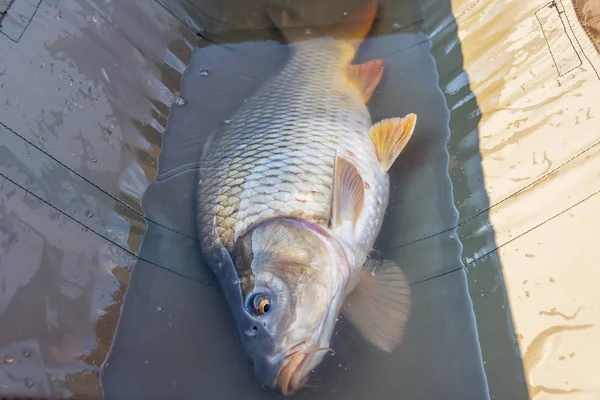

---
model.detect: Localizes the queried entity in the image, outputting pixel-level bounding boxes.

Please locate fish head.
[232,217,350,395]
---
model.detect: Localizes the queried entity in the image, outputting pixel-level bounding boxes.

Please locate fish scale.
[197,39,388,261]
[195,0,417,394]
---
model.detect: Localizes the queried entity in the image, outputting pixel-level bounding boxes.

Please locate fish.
[195,0,416,395]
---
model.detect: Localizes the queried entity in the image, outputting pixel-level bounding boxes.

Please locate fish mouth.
[276,352,308,396]
[275,345,333,396]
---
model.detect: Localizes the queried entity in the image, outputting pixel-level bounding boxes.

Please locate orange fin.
[369,114,417,172]
[330,0,378,52]
[342,257,411,352]
[347,59,384,102]
[265,0,378,58]
[331,156,364,228]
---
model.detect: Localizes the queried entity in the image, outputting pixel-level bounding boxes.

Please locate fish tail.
[332,0,379,56]
[265,0,378,62]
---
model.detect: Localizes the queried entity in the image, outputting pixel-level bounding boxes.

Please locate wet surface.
[1,0,198,397]
[103,1,498,399]
[101,32,489,400]
[0,0,530,398]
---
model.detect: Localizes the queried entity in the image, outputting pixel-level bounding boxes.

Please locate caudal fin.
[265,0,378,57]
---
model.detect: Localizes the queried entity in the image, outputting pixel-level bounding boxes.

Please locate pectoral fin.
[342,257,411,352]
[369,114,417,172]
[331,156,364,228]
[347,59,384,102]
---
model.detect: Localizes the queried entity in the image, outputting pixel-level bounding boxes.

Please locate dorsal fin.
[369,114,417,172]
[331,156,364,229]
[346,59,384,102]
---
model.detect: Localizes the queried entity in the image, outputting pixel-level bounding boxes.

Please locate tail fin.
[265,0,378,57]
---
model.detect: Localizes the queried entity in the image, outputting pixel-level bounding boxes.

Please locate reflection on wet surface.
[0,0,528,398]
[1,0,199,397]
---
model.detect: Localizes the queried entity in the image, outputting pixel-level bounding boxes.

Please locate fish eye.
[248,293,272,316]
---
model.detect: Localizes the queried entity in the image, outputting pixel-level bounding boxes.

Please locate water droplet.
[23,349,31,358]
[174,97,186,107]
[85,209,94,218]
[232,278,240,284]
[199,69,210,76]
[24,378,34,389]
[156,306,163,312]
[144,360,149,364]
[1,355,14,364]
[304,28,312,35]
[224,118,232,124]
[392,22,401,29]
[343,11,348,16]
[81,227,88,233]
[89,158,97,163]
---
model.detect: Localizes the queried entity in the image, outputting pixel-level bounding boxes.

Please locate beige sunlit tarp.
[453,0,600,397]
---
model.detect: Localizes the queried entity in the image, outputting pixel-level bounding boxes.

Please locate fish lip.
[274,341,333,396]
[273,341,310,395]
[275,351,309,396]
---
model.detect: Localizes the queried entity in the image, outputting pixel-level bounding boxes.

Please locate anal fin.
[369,113,417,172]
[332,156,364,229]
[342,258,411,352]
[347,59,384,102]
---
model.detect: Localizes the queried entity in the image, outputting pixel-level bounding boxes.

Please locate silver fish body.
[197,39,387,266]
[195,0,415,395]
